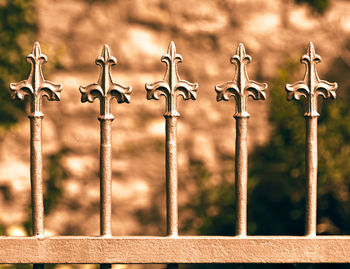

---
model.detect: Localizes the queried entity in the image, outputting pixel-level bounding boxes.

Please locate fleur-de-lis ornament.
[80,44,131,120]
[145,41,197,240]
[285,42,337,237]
[145,41,198,117]
[9,42,62,238]
[10,42,62,117]
[215,43,267,118]
[286,42,337,117]
[215,43,267,236]
[79,45,131,244]
[9,42,62,269]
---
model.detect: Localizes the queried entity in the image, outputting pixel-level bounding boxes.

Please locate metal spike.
[145,41,197,242]
[285,42,337,237]
[146,41,197,117]
[8,42,63,269]
[214,43,267,236]
[10,42,62,117]
[215,43,267,118]
[286,42,336,117]
[79,45,131,120]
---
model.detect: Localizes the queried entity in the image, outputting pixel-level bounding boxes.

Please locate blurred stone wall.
[0,0,350,239]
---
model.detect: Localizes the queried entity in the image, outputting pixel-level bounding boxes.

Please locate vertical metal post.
[305,116,318,236]
[80,44,131,269]
[30,115,44,237]
[9,42,62,269]
[165,116,178,236]
[286,42,337,236]
[100,118,113,236]
[215,43,267,236]
[235,117,248,236]
[146,41,197,269]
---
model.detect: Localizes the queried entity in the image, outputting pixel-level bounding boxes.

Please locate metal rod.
[29,115,44,237]
[235,116,248,236]
[286,42,337,236]
[30,115,44,269]
[100,118,113,237]
[165,115,178,237]
[79,45,131,269]
[146,42,197,269]
[9,42,63,269]
[305,116,318,236]
[215,43,266,237]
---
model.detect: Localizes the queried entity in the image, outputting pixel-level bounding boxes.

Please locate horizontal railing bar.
[0,236,349,264]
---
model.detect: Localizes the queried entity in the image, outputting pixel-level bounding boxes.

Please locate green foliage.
[0,0,37,129]
[23,149,69,235]
[44,149,69,215]
[295,0,330,14]
[183,161,235,235]
[248,60,306,236]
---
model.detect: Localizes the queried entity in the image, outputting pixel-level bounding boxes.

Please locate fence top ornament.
[9,42,62,117]
[79,44,132,121]
[285,42,337,117]
[145,41,198,117]
[215,43,267,118]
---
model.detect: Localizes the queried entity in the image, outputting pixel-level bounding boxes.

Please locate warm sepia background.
[0,0,350,268]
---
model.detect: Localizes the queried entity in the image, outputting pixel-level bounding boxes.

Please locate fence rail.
[1,236,350,264]
[3,41,341,267]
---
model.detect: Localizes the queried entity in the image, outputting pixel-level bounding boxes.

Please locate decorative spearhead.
[79,45,132,120]
[9,42,62,117]
[145,41,198,117]
[286,42,337,117]
[215,43,267,118]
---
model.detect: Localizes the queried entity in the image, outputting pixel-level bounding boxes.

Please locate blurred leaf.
[0,0,37,130]
[295,0,330,14]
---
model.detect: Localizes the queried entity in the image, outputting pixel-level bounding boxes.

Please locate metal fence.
[2,40,348,268]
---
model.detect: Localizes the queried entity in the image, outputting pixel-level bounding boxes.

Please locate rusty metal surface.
[9,42,62,237]
[79,44,131,238]
[0,236,350,264]
[79,45,131,269]
[145,41,197,237]
[9,42,62,269]
[285,42,337,236]
[215,43,267,236]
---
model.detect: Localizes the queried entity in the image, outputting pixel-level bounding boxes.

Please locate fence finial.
[79,44,132,120]
[9,41,62,117]
[215,43,267,118]
[286,42,337,117]
[79,45,131,245]
[214,43,267,237]
[145,41,198,117]
[285,42,337,237]
[145,41,197,241]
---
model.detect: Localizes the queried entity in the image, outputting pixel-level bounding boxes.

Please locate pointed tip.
[101,44,111,59]
[32,41,41,56]
[168,41,176,54]
[236,43,246,56]
[307,41,315,54]
[238,43,245,49]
